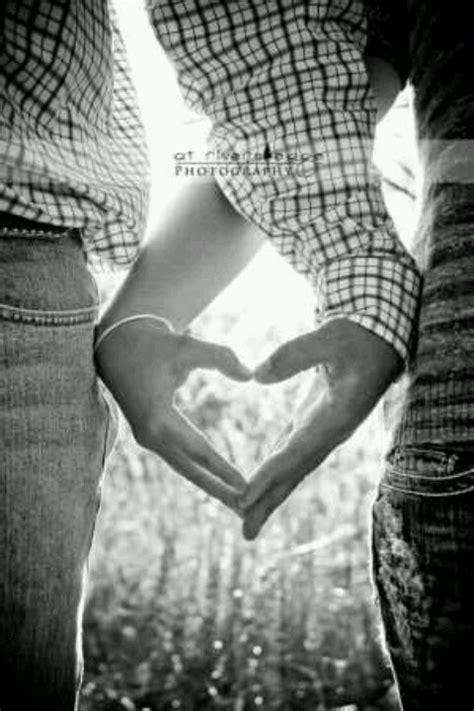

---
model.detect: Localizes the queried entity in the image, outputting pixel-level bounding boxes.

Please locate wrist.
[94,313,175,353]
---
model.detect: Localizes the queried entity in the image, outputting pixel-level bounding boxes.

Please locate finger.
[254,330,331,383]
[184,337,253,381]
[166,407,248,492]
[162,445,244,516]
[239,376,322,510]
[243,478,294,540]
[242,401,357,512]
[241,374,374,516]
[240,409,334,511]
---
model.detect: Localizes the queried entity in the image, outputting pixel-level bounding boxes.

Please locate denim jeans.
[0,222,116,710]
[372,446,474,710]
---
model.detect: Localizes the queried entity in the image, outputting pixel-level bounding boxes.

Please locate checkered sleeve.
[0,1,150,268]
[147,0,421,363]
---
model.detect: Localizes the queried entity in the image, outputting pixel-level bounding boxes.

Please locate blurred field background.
[80,4,418,710]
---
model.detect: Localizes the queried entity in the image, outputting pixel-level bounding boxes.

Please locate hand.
[95,319,252,514]
[241,319,402,540]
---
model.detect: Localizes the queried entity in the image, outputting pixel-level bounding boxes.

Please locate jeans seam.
[385,464,474,481]
[386,446,458,477]
[380,481,474,498]
[0,227,65,239]
[0,303,98,326]
[389,446,451,458]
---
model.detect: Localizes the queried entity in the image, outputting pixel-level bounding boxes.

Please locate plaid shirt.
[0,1,150,268]
[147,0,421,362]
[1,1,421,361]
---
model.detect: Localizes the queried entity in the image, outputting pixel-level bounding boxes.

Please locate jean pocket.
[0,231,99,320]
[381,446,474,497]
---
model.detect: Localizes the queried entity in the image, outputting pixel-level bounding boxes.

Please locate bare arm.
[99,179,264,333]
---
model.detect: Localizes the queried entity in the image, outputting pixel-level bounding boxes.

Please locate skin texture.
[95,56,404,529]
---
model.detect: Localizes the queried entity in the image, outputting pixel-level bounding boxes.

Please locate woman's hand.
[95,319,252,514]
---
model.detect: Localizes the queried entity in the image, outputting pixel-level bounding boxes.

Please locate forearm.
[99,179,264,333]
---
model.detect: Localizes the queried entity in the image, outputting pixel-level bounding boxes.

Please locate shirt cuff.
[315,250,422,365]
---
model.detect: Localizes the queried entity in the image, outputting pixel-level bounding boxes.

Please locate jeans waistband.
[0,212,74,236]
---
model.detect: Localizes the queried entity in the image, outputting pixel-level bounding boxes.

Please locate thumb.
[185,337,253,381]
[254,330,329,383]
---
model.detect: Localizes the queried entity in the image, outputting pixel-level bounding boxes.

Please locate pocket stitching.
[380,481,474,498]
[0,303,98,326]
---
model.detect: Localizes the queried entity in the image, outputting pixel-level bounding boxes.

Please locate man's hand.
[241,318,402,540]
[95,319,252,514]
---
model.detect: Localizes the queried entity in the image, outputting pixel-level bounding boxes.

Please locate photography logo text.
[174,148,324,178]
